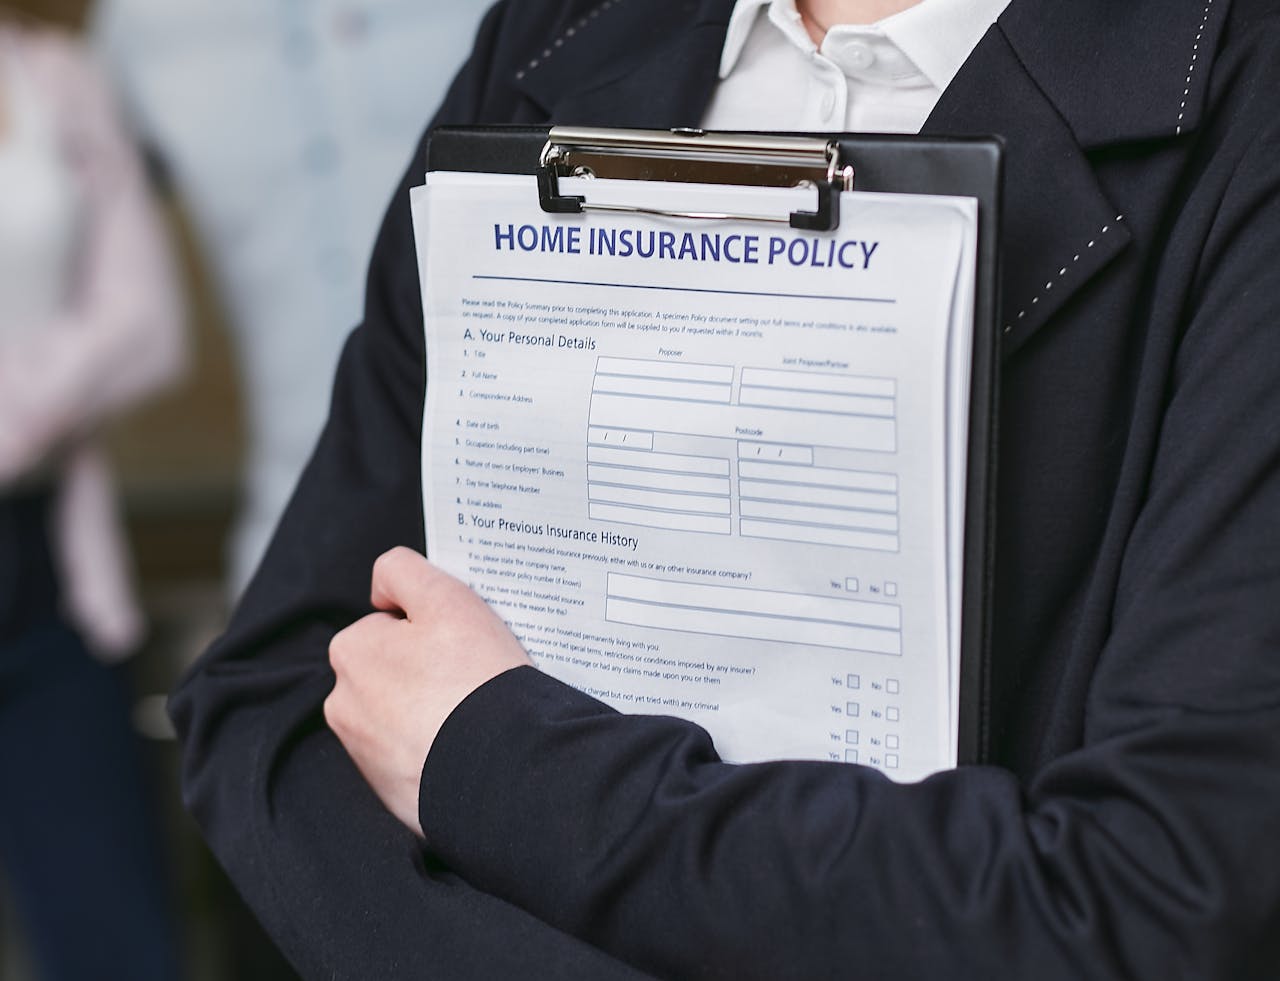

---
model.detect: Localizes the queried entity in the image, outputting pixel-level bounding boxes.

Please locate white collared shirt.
[702,0,1012,134]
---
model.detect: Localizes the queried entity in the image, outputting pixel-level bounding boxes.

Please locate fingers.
[369,546,477,624]
[369,546,435,619]
[325,611,399,731]
[329,611,398,673]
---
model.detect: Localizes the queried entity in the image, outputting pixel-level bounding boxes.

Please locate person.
[0,9,184,979]
[171,0,1280,978]
[90,0,501,596]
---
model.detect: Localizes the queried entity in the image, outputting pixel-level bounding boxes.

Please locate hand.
[324,547,531,836]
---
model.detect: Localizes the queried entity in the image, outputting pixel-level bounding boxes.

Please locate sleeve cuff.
[419,665,615,857]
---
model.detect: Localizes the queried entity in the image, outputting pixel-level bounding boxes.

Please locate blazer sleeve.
[0,38,184,483]
[415,101,1280,981]
[167,5,654,978]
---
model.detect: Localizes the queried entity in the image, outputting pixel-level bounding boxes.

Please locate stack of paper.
[413,173,978,781]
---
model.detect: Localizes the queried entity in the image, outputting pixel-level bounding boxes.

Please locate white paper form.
[412,173,977,782]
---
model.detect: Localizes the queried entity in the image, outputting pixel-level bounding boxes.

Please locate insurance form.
[412,173,977,782]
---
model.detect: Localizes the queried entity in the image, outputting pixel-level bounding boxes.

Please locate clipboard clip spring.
[538,127,853,232]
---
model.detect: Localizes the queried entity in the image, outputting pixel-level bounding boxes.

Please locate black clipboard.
[426,125,1002,766]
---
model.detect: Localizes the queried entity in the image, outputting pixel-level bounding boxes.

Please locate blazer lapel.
[999,0,1230,146]
[923,25,1131,358]
[923,0,1231,358]
[513,0,1136,358]
[513,0,734,128]
[507,0,1233,359]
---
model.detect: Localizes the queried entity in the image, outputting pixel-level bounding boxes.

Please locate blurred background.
[0,0,491,977]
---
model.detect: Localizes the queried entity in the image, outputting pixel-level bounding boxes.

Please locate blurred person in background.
[0,5,184,979]
[91,0,496,597]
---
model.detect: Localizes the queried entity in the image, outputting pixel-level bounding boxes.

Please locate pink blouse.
[0,26,186,660]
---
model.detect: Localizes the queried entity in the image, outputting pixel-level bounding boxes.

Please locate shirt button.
[841,40,876,71]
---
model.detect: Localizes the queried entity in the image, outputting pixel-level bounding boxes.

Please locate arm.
[399,92,1280,981]
[168,5,655,977]
[0,38,184,482]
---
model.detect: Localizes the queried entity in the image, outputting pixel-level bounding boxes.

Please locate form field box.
[741,519,900,552]
[589,394,897,454]
[593,374,731,404]
[738,442,814,465]
[589,484,730,515]
[590,503,731,535]
[588,427,654,450]
[739,387,895,418]
[588,464,729,497]
[739,499,900,533]
[588,444,730,476]
[739,479,897,513]
[740,368,896,399]
[607,600,900,654]
[737,461,898,493]
[597,358,733,384]
[605,574,902,655]
[609,575,901,629]
[845,749,859,764]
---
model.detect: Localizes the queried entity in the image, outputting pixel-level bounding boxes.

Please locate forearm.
[175,637,655,980]
[420,668,1280,981]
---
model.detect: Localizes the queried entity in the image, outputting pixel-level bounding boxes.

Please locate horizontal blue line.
[472,275,896,304]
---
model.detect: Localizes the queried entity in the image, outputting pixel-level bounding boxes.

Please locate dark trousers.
[0,491,181,980]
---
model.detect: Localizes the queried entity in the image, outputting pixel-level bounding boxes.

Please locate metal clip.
[537,127,853,231]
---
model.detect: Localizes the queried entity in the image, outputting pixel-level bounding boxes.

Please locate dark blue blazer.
[171,0,1280,977]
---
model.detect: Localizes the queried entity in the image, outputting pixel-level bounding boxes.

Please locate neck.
[797,0,924,42]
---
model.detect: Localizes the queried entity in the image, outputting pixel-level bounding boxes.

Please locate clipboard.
[425,125,1002,766]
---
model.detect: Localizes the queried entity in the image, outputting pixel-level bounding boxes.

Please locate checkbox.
[847,673,861,690]
[845,577,860,593]
[886,754,899,769]
[886,734,900,749]
[845,749,859,764]
[846,702,860,717]
[845,730,859,745]
[884,581,898,597]
[886,707,900,722]
[886,678,900,695]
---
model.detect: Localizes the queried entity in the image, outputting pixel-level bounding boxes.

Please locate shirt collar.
[719,0,1013,91]
[717,0,801,78]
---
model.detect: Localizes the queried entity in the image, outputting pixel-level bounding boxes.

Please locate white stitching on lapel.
[1176,0,1215,135]
[515,0,623,81]
[1003,215,1125,334]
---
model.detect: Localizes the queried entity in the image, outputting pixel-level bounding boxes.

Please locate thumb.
[369,546,444,620]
